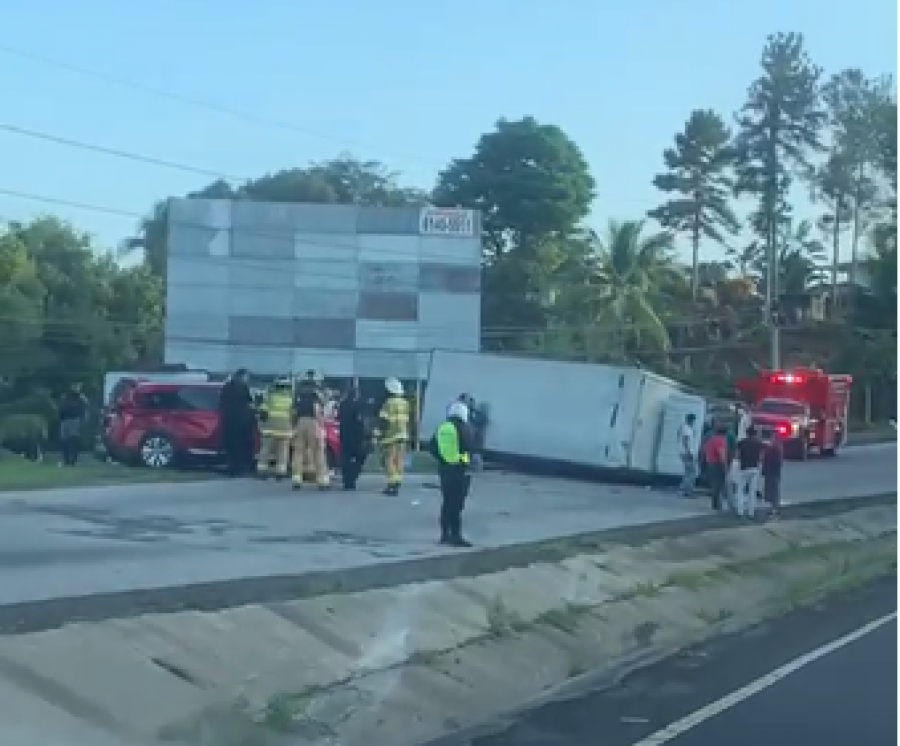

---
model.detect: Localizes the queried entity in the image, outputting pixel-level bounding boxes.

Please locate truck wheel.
[822,444,837,457]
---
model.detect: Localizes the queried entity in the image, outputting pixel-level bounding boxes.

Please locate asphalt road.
[437,576,897,746]
[0,442,893,614]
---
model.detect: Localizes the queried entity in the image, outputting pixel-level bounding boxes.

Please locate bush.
[0,413,49,460]
[0,390,57,425]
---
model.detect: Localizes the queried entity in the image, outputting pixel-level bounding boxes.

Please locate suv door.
[173,386,223,455]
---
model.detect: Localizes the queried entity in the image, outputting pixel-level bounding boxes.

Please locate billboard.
[163,199,482,379]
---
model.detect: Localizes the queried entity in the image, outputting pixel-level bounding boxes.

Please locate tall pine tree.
[648,109,740,301]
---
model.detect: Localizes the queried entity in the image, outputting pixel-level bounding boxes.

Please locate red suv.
[105,381,340,470]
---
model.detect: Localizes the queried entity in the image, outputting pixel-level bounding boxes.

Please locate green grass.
[0,456,214,492]
[0,448,436,492]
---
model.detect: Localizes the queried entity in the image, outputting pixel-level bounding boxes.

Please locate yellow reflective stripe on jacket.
[378,396,410,443]
[261,391,293,435]
[436,420,469,464]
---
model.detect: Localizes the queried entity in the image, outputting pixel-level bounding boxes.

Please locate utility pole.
[765,220,781,370]
[769,317,781,370]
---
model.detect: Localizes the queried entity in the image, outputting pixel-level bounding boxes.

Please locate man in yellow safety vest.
[432,400,474,546]
[256,376,294,479]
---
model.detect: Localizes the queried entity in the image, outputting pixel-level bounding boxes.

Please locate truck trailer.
[419,350,706,480]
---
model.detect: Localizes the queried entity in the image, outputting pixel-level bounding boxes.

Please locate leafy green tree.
[871,96,897,245]
[735,32,826,364]
[434,117,595,260]
[647,109,740,300]
[2,217,163,395]
[107,264,165,362]
[822,70,894,284]
[0,229,45,379]
[434,117,595,338]
[812,152,853,312]
[696,260,733,286]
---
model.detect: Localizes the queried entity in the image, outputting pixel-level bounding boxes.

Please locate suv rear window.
[179,386,221,411]
[134,386,221,411]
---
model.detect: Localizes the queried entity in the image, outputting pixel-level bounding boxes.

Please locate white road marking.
[630,611,897,745]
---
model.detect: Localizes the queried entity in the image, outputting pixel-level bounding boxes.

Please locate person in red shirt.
[702,424,729,511]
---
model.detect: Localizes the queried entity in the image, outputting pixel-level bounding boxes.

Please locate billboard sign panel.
[419,207,476,237]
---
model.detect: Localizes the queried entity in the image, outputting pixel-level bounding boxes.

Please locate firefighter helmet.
[385,377,403,395]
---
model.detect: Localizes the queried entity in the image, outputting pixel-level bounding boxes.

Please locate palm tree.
[777,220,827,296]
[584,220,676,356]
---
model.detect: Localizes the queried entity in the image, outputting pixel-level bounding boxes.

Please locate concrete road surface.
[0,442,894,608]
[446,576,897,746]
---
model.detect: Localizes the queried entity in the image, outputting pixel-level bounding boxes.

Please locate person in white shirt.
[677,413,698,496]
[737,405,753,441]
[735,425,764,518]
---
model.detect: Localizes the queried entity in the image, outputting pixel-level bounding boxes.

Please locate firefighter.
[291,369,329,490]
[256,376,294,479]
[375,377,410,496]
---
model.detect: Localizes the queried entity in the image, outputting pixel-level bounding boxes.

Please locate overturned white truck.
[419,350,706,480]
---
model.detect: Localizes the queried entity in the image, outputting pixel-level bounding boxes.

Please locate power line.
[0,44,443,170]
[0,125,246,182]
[0,309,766,339]
[0,186,661,285]
[0,123,660,209]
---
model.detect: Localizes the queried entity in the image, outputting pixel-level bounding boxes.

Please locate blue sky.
[0,0,895,264]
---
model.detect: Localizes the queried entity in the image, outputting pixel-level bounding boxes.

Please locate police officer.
[338,379,366,490]
[291,370,328,489]
[219,368,254,476]
[433,400,474,547]
[375,377,410,496]
[257,376,294,479]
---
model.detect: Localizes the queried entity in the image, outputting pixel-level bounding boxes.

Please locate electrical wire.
[0,185,714,289]
[0,308,767,337]
[0,125,246,183]
[0,122,661,210]
[0,44,443,169]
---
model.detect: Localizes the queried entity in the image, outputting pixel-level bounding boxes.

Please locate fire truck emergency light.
[771,372,805,384]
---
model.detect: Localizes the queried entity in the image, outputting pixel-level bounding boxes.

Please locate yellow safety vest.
[435,420,469,465]
[377,395,410,444]
[261,390,293,436]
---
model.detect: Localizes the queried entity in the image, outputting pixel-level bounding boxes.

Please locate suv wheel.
[140,433,176,468]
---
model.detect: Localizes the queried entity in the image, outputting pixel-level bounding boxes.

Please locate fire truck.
[735,368,852,460]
